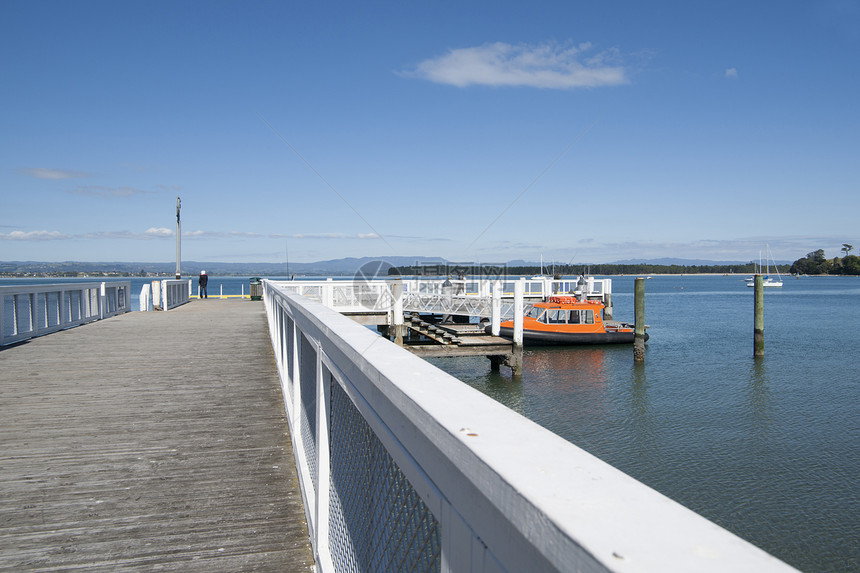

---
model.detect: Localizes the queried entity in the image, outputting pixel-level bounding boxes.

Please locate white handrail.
[270,277,610,317]
[160,279,192,310]
[262,280,794,572]
[1,281,131,346]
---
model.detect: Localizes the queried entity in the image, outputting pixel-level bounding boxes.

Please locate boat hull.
[492,326,648,346]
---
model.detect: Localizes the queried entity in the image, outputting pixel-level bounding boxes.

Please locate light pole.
[175,196,181,279]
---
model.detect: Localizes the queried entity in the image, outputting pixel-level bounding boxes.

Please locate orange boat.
[491,295,648,345]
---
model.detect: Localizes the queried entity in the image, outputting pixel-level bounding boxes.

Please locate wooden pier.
[0,300,314,571]
[403,320,514,358]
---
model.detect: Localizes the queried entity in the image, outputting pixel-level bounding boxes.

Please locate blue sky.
[1,1,858,265]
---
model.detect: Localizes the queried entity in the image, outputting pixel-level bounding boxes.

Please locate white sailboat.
[746,245,783,287]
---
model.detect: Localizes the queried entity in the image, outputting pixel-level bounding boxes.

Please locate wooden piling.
[634,277,646,363]
[754,274,764,357]
[508,346,523,377]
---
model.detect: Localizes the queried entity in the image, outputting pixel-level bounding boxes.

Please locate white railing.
[274,279,396,312]
[263,280,794,573]
[267,277,610,319]
[0,281,131,346]
[162,279,191,310]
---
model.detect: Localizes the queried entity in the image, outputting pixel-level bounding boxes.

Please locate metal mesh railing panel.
[285,315,295,398]
[328,378,441,573]
[299,332,318,492]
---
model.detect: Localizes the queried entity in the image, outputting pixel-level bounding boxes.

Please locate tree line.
[790,245,859,275]
[393,262,784,277]
[394,245,860,277]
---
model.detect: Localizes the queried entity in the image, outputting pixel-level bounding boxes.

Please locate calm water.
[5,275,858,570]
[428,275,859,572]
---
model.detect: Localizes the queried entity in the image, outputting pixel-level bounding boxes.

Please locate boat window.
[569,310,580,324]
[546,309,566,324]
[583,309,594,324]
[528,306,544,320]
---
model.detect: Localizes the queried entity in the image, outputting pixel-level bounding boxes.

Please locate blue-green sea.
[427,275,859,573]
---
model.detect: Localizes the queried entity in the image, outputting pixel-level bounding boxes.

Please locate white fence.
[268,276,610,320]
[161,279,192,310]
[0,281,131,346]
[263,280,794,573]
[139,279,192,311]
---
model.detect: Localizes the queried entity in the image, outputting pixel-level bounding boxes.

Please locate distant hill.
[1,255,789,277]
[0,257,448,277]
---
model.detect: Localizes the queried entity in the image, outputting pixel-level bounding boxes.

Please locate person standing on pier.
[198,270,209,299]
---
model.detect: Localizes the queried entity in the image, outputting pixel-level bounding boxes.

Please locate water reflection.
[526,346,610,386]
[627,363,658,469]
[481,366,526,414]
[745,357,773,447]
[516,346,621,453]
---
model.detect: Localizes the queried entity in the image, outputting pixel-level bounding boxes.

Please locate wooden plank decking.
[0,300,314,571]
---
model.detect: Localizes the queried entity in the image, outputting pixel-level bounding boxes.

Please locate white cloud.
[229,231,264,238]
[0,230,69,240]
[276,232,383,240]
[17,167,92,180]
[402,41,628,89]
[144,227,174,237]
[725,67,738,78]
[182,230,263,239]
[69,185,154,197]
[1,227,392,243]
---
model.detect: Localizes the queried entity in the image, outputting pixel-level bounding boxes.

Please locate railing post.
[392,279,404,345]
[323,278,334,308]
[513,279,524,345]
[11,294,19,335]
[140,283,152,311]
[291,319,302,432]
[314,351,331,566]
[510,279,524,376]
[28,292,36,334]
[59,289,66,325]
[491,281,501,336]
[99,282,106,320]
[40,292,48,333]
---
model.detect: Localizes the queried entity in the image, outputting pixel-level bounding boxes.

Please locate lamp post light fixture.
[175,196,181,279]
